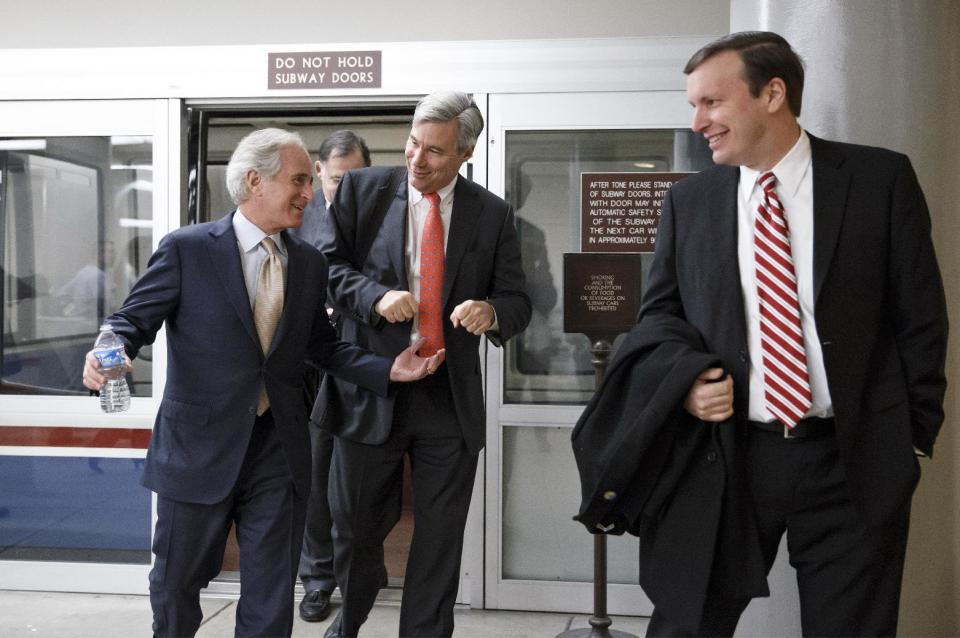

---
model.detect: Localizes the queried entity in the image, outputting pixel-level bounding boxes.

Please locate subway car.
[0,35,713,615]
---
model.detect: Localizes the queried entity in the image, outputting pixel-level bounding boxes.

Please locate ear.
[315,160,324,179]
[765,77,789,114]
[461,145,475,162]
[245,169,262,195]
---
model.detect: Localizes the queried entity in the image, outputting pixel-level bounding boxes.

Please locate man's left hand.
[450,300,494,335]
[390,338,445,382]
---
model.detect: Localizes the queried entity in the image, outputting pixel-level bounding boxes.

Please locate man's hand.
[376,290,418,323]
[82,350,133,391]
[450,300,494,335]
[390,338,445,382]
[684,367,734,422]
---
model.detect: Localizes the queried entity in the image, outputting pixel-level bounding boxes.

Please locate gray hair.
[226,128,308,204]
[413,91,484,154]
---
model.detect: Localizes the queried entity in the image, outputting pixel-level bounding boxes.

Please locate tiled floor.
[0,590,650,638]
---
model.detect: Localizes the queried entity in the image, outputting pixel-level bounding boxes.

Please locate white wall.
[1,0,728,48]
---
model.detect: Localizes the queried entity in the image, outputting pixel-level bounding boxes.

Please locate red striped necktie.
[754,171,811,428]
[418,192,445,357]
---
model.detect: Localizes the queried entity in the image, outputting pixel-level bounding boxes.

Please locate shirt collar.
[739,129,811,200]
[408,175,458,206]
[233,208,287,256]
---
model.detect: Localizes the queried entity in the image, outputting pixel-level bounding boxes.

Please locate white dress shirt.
[737,130,833,422]
[233,209,288,310]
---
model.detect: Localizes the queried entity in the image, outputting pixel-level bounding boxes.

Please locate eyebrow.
[411,134,452,155]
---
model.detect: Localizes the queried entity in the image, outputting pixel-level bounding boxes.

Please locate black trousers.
[329,371,479,638]
[648,428,911,638]
[298,421,338,594]
[149,411,306,637]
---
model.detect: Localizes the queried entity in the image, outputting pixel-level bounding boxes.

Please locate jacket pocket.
[160,396,211,425]
[866,374,908,412]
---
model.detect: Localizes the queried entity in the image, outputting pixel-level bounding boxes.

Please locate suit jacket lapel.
[443,176,482,306]
[381,176,409,288]
[268,230,305,357]
[809,135,850,302]
[208,212,260,351]
[711,167,747,341]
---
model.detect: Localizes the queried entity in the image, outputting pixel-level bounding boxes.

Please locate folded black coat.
[571,313,768,633]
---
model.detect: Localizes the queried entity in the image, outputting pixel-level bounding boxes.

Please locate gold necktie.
[254,236,285,415]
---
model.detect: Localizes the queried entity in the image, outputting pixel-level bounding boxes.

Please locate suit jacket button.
[602,490,617,501]
[248,406,256,415]
[738,350,747,362]
[707,450,718,462]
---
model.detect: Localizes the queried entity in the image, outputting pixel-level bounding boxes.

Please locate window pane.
[1,136,153,396]
[501,425,638,583]
[503,129,711,404]
[0,454,151,564]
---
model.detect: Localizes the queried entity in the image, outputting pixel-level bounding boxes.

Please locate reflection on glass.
[0,137,154,396]
[0,455,151,564]
[501,425,639,583]
[504,130,711,404]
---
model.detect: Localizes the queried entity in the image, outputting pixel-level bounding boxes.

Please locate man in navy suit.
[638,32,947,636]
[82,128,442,637]
[290,131,373,623]
[316,91,531,637]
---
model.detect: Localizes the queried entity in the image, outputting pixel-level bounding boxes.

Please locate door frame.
[483,90,692,614]
[0,97,178,594]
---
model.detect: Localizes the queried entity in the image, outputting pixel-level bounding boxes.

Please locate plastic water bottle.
[93,323,131,413]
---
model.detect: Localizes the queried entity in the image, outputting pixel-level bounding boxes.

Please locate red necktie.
[418,192,445,356]
[754,172,811,428]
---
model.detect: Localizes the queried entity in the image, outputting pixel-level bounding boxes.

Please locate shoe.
[299,589,332,622]
[323,611,342,637]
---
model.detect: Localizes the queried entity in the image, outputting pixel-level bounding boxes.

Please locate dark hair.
[318,130,371,166]
[684,31,805,117]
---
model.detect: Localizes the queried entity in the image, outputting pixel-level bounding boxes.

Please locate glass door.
[0,99,175,594]
[484,92,712,614]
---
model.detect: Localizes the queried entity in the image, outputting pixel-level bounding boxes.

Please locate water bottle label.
[95,346,125,369]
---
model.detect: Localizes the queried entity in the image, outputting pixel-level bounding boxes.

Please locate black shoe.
[299,589,332,622]
[323,611,342,637]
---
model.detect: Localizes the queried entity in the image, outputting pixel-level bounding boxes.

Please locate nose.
[691,106,708,133]
[409,145,426,167]
[302,184,314,201]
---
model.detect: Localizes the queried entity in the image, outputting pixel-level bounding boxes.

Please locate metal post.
[556,337,637,638]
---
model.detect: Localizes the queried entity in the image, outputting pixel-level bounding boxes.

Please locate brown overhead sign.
[268,51,382,89]
[580,172,691,253]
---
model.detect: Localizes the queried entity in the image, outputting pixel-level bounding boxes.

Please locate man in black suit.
[290,130,372,623]
[316,91,531,637]
[81,128,441,637]
[638,32,947,636]
[290,130,371,248]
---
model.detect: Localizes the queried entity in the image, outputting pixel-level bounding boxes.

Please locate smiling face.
[687,50,780,170]
[404,119,473,194]
[245,145,314,234]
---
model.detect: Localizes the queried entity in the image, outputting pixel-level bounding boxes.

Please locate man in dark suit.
[290,130,371,248]
[81,128,442,637]
[316,91,531,637]
[638,32,947,636]
[289,130,373,623]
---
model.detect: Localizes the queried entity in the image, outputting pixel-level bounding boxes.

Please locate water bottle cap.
[99,323,112,331]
